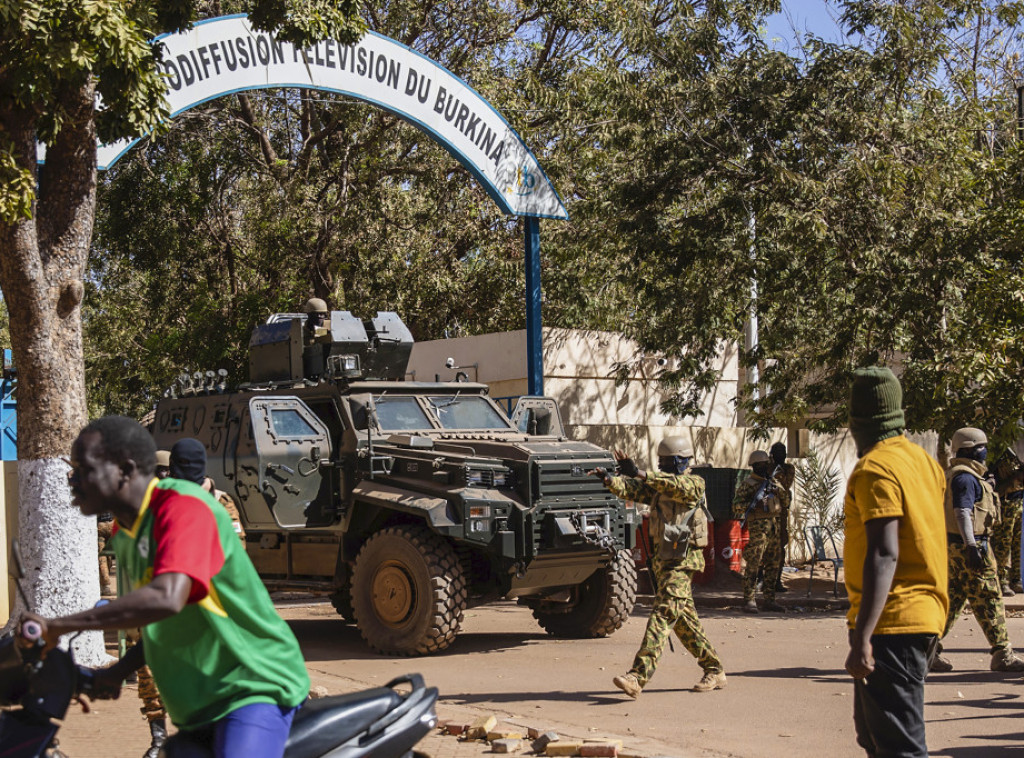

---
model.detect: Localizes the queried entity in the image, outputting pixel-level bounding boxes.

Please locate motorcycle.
[0,542,439,758]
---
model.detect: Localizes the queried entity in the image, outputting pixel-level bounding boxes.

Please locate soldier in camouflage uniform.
[931,428,1024,673]
[769,442,795,594]
[733,450,790,613]
[592,436,726,699]
[990,450,1024,596]
[125,629,168,758]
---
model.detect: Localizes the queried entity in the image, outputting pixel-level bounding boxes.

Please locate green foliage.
[794,449,844,535]
[79,0,1024,439]
[0,0,365,224]
[0,145,33,220]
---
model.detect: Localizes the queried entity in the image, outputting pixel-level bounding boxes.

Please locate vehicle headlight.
[467,470,486,485]
[492,471,509,487]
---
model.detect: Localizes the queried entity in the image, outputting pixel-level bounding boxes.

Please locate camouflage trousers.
[629,549,723,686]
[743,517,781,602]
[126,632,166,722]
[942,541,1009,651]
[992,497,1022,587]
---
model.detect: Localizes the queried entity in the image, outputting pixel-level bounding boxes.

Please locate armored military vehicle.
[151,310,637,656]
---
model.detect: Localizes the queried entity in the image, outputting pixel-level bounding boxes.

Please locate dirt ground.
[52,584,1024,758]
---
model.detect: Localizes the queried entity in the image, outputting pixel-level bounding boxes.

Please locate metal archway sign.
[97,14,568,222]
[48,14,563,394]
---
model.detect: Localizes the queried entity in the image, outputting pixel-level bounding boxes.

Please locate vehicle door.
[246,396,332,528]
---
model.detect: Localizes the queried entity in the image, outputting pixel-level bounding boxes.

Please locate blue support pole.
[524,217,543,396]
[1,349,15,461]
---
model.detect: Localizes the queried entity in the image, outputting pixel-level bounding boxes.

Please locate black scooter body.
[285,675,438,758]
[0,633,439,758]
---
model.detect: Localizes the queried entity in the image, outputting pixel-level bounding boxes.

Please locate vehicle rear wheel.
[351,526,467,655]
[532,549,637,638]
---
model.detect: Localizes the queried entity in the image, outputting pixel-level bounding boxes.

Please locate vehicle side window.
[270,408,318,437]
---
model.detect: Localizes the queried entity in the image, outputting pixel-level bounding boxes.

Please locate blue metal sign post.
[1,349,15,461]
[524,218,543,396]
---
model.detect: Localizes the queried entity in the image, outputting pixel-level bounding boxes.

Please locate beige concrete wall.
[409,328,952,561]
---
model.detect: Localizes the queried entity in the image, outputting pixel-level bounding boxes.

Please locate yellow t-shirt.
[844,435,948,635]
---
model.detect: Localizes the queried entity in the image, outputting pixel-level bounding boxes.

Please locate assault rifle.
[740,463,782,528]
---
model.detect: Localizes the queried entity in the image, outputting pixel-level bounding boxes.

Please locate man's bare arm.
[24,572,192,649]
[846,516,900,678]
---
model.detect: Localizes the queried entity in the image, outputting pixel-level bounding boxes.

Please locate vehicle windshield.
[426,396,512,430]
[374,397,434,431]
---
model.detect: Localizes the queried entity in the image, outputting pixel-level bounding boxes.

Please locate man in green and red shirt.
[24,416,309,758]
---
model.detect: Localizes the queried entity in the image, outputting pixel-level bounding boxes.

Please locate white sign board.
[82,15,567,220]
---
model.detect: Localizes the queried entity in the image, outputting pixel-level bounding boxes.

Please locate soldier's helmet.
[748,450,770,465]
[657,435,693,458]
[951,427,987,452]
[302,297,329,314]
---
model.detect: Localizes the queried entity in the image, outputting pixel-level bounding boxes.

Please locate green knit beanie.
[849,367,905,453]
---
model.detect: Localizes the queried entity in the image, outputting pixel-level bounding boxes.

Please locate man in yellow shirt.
[843,367,947,758]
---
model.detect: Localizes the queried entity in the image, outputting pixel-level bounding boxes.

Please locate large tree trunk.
[0,83,107,664]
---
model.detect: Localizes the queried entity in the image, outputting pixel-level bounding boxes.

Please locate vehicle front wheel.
[328,584,356,624]
[532,549,637,638]
[351,526,467,655]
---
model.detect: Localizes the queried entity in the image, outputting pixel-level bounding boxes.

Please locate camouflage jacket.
[732,472,791,521]
[608,471,707,551]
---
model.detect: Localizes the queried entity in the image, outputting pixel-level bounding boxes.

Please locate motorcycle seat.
[285,686,402,758]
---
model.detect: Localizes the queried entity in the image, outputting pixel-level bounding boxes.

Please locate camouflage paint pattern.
[992,495,1022,586]
[732,473,792,521]
[629,546,724,686]
[743,517,781,602]
[126,634,167,722]
[607,470,722,687]
[942,542,1009,650]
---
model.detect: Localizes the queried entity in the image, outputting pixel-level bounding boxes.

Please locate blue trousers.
[163,702,300,758]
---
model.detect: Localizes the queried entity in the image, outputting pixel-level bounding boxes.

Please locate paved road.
[55,597,1024,757]
[279,598,1024,758]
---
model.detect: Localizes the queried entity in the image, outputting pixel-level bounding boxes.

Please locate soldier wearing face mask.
[590,436,726,699]
[930,428,1024,673]
[733,450,790,614]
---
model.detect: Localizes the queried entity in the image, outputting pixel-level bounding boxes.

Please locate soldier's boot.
[692,670,727,692]
[143,718,166,758]
[612,673,642,700]
[1014,581,1024,594]
[1001,582,1015,597]
[990,647,1024,672]
[742,599,759,614]
[774,581,789,593]
[929,654,954,673]
[762,600,786,613]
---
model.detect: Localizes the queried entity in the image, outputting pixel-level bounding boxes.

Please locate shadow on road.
[287,618,550,662]
[435,689,664,708]
[729,666,847,682]
[929,692,1024,714]
[932,742,1024,757]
